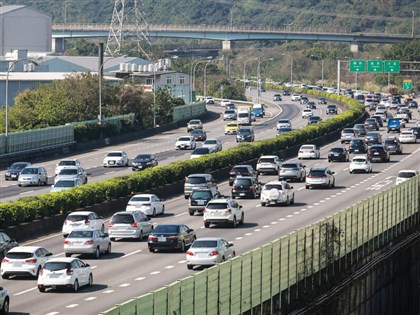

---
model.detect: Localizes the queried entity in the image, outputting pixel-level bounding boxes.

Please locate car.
[17,166,48,187]
[0,232,18,261]
[409,126,420,139]
[231,176,261,199]
[50,178,83,192]
[302,109,313,118]
[326,104,338,114]
[355,94,365,104]
[131,153,158,171]
[54,159,81,176]
[201,139,222,153]
[349,155,372,173]
[205,96,215,104]
[291,93,301,101]
[407,100,418,108]
[190,147,211,159]
[186,237,235,270]
[276,119,292,130]
[188,188,221,216]
[365,132,382,145]
[260,181,295,206]
[223,109,237,121]
[367,145,390,162]
[398,107,412,120]
[184,174,217,199]
[0,287,9,314]
[307,116,322,125]
[228,165,258,186]
[374,111,387,122]
[306,101,316,109]
[108,211,153,241]
[305,167,335,189]
[318,97,327,104]
[399,130,416,143]
[348,138,368,154]
[175,136,196,150]
[384,137,403,154]
[64,229,111,258]
[273,94,282,101]
[37,257,92,292]
[395,170,419,185]
[278,161,306,181]
[54,166,87,184]
[277,127,292,135]
[389,100,400,110]
[251,103,265,117]
[236,126,254,142]
[300,96,309,104]
[5,162,31,180]
[148,224,196,253]
[370,115,384,128]
[282,90,290,96]
[1,246,54,279]
[298,144,320,159]
[256,155,282,175]
[224,122,238,135]
[328,147,349,162]
[187,119,203,132]
[220,99,231,107]
[353,124,367,137]
[364,118,379,131]
[225,103,236,111]
[190,129,207,141]
[126,194,165,216]
[103,151,129,167]
[203,198,244,228]
[62,211,105,237]
[395,111,410,123]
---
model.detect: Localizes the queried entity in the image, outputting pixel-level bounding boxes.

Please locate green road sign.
[403,80,412,90]
[384,60,400,73]
[368,60,383,73]
[349,60,366,73]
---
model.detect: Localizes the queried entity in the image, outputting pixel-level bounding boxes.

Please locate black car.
[300,96,309,104]
[228,165,258,186]
[5,162,31,180]
[409,126,420,139]
[326,104,338,114]
[236,127,254,142]
[348,138,368,154]
[148,224,196,253]
[283,90,290,96]
[190,129,207,141]
[353,124,367,137]
[384,138,403,154]
[367,145,390,162]
[231,176,261,199]
[365,132,382,145]
[188,188,221,216]
[370,115,384,127]
[306,101,316,109]
[328,147,349,162]
[308,116,322,125]
[364,118,379,131]
[131,154,158,171]
[0,231,18,260]
[407,100,418,108]
[318,97,327,104]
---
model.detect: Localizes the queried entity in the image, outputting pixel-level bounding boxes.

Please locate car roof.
[131,194,155,198]
[259,155,278,158]
[194,237,224,242]
[58,166,80,170]
[9,246,44,253]
[68,211,96,216]
[264,181,287,185]
[187,173,211,177]
[352,155,368,159]
[309,167,328,171]
[44,257,80,263]
[397,170,418,174]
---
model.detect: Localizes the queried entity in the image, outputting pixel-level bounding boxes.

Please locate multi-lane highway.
[1,90,419,315]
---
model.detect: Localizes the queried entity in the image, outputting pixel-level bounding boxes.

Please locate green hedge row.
[0,89,364,228]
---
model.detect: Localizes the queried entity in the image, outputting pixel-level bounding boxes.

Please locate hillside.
[2,0,418,35]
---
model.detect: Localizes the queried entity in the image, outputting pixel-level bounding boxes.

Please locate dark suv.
[353,124,367,137]
[188,188,221,216]
[367,145,390,162]
[236,127,255,142]
[326,104,338,114]
[348,138,368,154]
[228,165,258,186]
[383,138,403,155]
[231,176,261,199]
[328,147,349,162]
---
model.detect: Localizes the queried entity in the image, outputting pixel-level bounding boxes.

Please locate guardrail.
[100,175,419,315]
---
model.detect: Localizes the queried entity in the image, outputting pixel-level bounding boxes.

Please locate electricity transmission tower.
[105,0,152,58]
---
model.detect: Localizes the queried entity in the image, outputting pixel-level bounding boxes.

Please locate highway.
[1,90,419,315]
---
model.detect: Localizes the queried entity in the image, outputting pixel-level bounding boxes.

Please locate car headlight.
[5,171,10,175]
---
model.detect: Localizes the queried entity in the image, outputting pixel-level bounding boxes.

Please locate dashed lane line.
[121,249,142,259]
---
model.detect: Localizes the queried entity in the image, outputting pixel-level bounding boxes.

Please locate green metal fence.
[173,102,207,122]
[100,176,420,315]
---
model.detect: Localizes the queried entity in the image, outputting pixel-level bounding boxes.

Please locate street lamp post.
[243,58,257,91]
[190,57,211,103]
[228,58,235,79]
[203,61,212,100]
[257,58,274,103]
[5,58,38,153]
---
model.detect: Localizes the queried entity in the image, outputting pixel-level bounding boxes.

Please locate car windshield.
[68,230,93,238]
[153,225,180,233]
[111,214,134,224]
[178,137,192,142]
[191,191,212,199]
[366,119,376,123]
[130,196,150,202]
[342,129,354,133]
[367,133,378,137]
[264,184,283,190]
[186,177,206,184]
[354,125,364,129]
[192,148,209,154]
[398,172,416,178]
[58,161,76,166]
[234,178,252,186]
[6,252,33,259]
[189,120,200,125]
[278,120,289,124]
[309,170,326,176]
[206,203,228,210]
[191,129,204,135]
[59,169,78,175]
[385,140,397,145]
[225,110,235,114]
[259,158,275,163]
[281,163,299,168]
[135,155,151,160]
[43,262,71,271]
[330,148,344,153]
[204,140,216,145]
[353,158,367,163]
[55,180,76,188]
[301,145,314,150]
[328,105,336,109]
[227,124,237,128]
[10,163,28,170]
[21,168,38,174]
[369,147,383,151]
[238,130,251,135]
[66,215,88,222]
[107,152,122,157]
[192,240,218,248]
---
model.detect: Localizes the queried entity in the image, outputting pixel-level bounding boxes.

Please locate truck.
[237,106,252,125]
[251,103,265,118]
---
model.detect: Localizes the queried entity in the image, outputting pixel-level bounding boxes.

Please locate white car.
[37,257,92,292]
[62,211,105,237]
[399,130,416,143]
[276,119,292,130]
[103,151,129,167]
[298,144,320,159]
[1,246,54,279]
[51,178,83,192]
[175,136,196,150]
[260,181,295,206]
[55,159,81,176]
[306,167,335,189]
[125,193,165,216]
[0,287,9,314]
[54,166,87,184]
[302,109,313,118]
[202,139,222,153]
[186,237,235,270]
[349,155,372,173]
[203,198,244,228]
[395,170,419,185]
[256,155,282,175]
[205,96,215,104]
[220,99,231,107]
[291,93,301,101]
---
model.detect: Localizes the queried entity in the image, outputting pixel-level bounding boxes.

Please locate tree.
[382,40,420,61]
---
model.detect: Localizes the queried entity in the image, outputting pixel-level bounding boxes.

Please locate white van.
[237,106,251,125]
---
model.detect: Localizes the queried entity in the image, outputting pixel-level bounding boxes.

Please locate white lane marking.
[314,203,320,206]
[19,190,35,195]
[150,271,161,275]
[91,266,98,269]
[200,226,205,229]
[336,192,342,195]
[271,221,278,224]
[165,265,175,269]
[105,171,116,175]
[235,237,243,240]
[136,277,146,281]
[178,260,186,264]
[263,225,270,228]
[254,229,262,232]
[343,168,349,171]
[286,215,293,218]
[307,205,313,208]
[319,200,326,203]
[386,176,395,180]
[66,304,79,308]
[293,212,300,215]
[301,209,307,212]
[14,287,37,296]
[279,218,286,221]
[119,283,131,287]
[46,312,59,315]
[174,212,187,217]
[103,290,114,294]
[121,249,142,258]
[245,233,253,236]
[298,187,305,190]
[255,204,261,208]
[85,297,97,301]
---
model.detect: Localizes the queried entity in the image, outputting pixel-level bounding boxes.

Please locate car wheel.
[232,195,236,199]
[106,243,111,255]
[37,179,41,186]
[38,287,45,293]
[152,209,156,217]
[94,247,100,259]
[187,264,193,270]
[139,230,144,241]
[88,273,93,286]
[1,275,9,280]
[189,210,195,216]
[73,279,79,292]
[101,225,105,233]
[180,241,186,253]
[161,205,165,215]
[349,170,352,174]
[232,216,237,228]
[149,247,155,253]
[65,253,71,257]
[35,266,42,278]
[291,195,295,205]
[261,202,266,207]
[204,222,210,228]
[332,180,335,188]
[305,185,310,189]
[240,213,244,225]
[110,237,116,242]
[285,198,291,206]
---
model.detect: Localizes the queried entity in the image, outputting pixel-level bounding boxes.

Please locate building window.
[166,76,172,84]
[179,76,185,84]
[146,78,153,85]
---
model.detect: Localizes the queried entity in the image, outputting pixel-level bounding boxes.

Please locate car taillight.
[26,258,37,263]
[168,236,178,241]
[84,219,90,225]
[232,187,237,191]
[249,186,254,191]
[203,208,207,213]
[64,240,71,245]
[66,267,73,275]
[131,222,138,227]
[229,172,235,175]
[108,222,114,227]
[148,235,157,241]
[64,219,68,225]
[210,251,219,256]
[2,259,8,263]
[299,150,303,153]
[39,268,44,276]
[85,240,94,245]
[310,150,315,153]
[226,208,232,213]
[186,251,194,256]
[127,203,132,206]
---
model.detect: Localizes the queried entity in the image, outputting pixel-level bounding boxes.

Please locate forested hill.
[3,0,418,35]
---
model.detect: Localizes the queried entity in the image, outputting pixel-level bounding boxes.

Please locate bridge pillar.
[52,38,66,54]
[350,43,363,53]
[222,40,234,51]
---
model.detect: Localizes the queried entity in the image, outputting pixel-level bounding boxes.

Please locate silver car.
[54,166,87,184]
[186,237,235,270]
[17,166,48,187]
[64,229,111,259]
[278,161,306,182]
[108,211,154,241]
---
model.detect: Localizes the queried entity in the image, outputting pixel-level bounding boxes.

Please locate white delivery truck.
[237,106,252,125]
